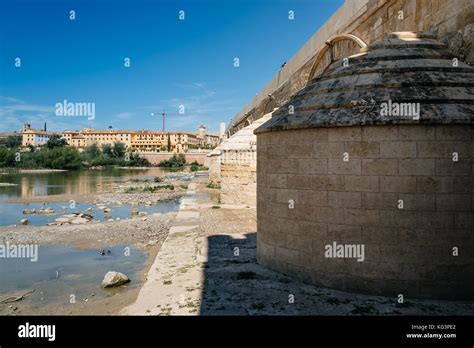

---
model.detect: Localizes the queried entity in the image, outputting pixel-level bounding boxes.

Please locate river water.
[0,167,187,313]
[0,167,168,201]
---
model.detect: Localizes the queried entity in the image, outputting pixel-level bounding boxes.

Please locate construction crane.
[151,111,190,132]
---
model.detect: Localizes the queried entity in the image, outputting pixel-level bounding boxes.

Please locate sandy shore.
[18,169,68,173]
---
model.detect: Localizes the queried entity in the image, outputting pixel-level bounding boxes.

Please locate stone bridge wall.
[228,0,474,135]
[139,152,208,165]
[257,124,474,299]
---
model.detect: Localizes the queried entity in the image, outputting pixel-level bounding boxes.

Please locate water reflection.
[0,168,168,200]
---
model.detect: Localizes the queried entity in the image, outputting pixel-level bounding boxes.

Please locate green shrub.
[206,182,221,189]
[158,154,186,168]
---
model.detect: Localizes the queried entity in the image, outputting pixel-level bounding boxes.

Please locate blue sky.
[0,0,343,133]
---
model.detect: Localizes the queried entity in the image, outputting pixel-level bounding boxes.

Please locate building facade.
[21,124,56,147]
[61,124,218,152]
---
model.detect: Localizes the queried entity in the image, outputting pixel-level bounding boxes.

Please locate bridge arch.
[306,33,367,85]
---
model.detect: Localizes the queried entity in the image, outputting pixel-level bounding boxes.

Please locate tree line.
[0,135,149,169]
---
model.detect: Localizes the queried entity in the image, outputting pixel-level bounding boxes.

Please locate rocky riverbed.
[0,176,189,315]
[0,209,177,250]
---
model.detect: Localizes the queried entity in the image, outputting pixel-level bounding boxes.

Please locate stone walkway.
[121,183,208,315]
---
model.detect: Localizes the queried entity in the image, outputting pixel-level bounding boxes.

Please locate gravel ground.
[0,191,183,250]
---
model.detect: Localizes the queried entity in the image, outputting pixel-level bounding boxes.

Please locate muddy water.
[0,244,147,311]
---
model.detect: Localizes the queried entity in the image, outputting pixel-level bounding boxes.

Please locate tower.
[198,123,206,139]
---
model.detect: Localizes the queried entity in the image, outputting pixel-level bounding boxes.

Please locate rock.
[138,211,147,216]
[39,208,55,214]
[101,271,130,288]
[60,206,67,210]
[116,217,120,221]
[144,201,153,206]
[103,208,112,213]
[81,213,93,220]
[107,218,114,222]
[86,207,93,211]
[55,217,72,224]
[141,217,148,221]
[131,209,139,216]
[20,219,29,225]
[22,209,36,214]
[71,217,89,224]
[62,214,76,218]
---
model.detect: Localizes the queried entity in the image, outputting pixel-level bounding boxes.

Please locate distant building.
[21,123,56,147]
[61,125,210,153]
[0,132,20,147]
[0,132,19,140]
[196,123,221,148]
[15,122,221,152]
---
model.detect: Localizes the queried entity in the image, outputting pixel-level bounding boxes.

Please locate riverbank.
[0,210,174,315]
[0,175,188,315]
[18,169,68,173]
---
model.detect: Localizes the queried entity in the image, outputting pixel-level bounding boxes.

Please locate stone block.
[345,175,380,192]
[436,159,471,176]
[362,125,398,141]
[399,126,435,140]
[298,159,328,174]
[399,159,436,175]
[344,142,380,158]
[287,174,312,189]
[298,190,328,206]
[361,192,398,209]
[398,193,436,211]
[328,126,362,141]
[328,158,361,174]
[379,210,418,228]
[362,159,399,175]
[435,193,471,211]
[328,191,361,208]
[435,125,471,140]
[313,142,344,158]
[344,208,379,227]
[417,141,453,158]
[416,176,453,193]
[310,175,343,191]
[380,141,417,158]
[286,143,312,158]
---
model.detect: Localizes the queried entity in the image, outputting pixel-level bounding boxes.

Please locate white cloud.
[115,112,135,120]
[0,96,92,132]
